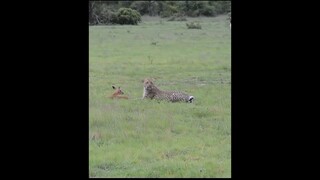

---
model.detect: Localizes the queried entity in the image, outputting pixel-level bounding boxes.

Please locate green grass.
[89,15,231,178]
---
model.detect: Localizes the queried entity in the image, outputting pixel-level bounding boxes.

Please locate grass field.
[89,15,231,178]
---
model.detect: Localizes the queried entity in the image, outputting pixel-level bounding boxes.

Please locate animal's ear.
[112,86,116,89]
[141,79,145,83]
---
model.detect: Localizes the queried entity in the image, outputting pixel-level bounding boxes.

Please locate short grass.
[89,15,231,178]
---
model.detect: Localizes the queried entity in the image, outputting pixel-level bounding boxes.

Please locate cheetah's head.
[143,78,155,90]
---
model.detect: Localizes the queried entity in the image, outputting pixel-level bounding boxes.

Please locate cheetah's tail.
[188,96,194,103]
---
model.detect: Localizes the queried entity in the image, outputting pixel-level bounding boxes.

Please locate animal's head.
[112,85,124,95]
[142,78,154,87]
[142,78,155,90]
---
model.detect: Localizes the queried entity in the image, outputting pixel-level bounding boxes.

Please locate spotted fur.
[142,78,194,103]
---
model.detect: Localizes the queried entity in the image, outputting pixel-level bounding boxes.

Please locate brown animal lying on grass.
[109,86,128,99]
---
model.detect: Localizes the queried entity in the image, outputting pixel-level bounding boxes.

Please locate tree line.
[89,1,231,25]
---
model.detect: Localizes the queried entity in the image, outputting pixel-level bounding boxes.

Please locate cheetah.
[142,78,194,103]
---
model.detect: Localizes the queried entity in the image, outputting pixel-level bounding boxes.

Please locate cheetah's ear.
[112,86,116,89]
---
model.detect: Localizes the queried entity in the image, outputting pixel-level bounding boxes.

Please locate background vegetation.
[89,1,231,25]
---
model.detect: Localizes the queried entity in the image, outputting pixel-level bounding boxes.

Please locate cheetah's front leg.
[142,87,146,99]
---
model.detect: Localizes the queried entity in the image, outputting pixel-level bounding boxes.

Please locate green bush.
[130,1,159,16]
[160,4,178,18]
[89,2,116,25]
[130,1,149,15]
[187,9,200,17]
[113,8,141,25]
[89,1,231,25]
[167,12,187,21]
[200,5,217,16]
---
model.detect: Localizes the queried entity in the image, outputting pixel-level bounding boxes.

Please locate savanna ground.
[89,15,231,178]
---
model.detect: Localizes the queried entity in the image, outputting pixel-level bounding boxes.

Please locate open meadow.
[89,15,231,178]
